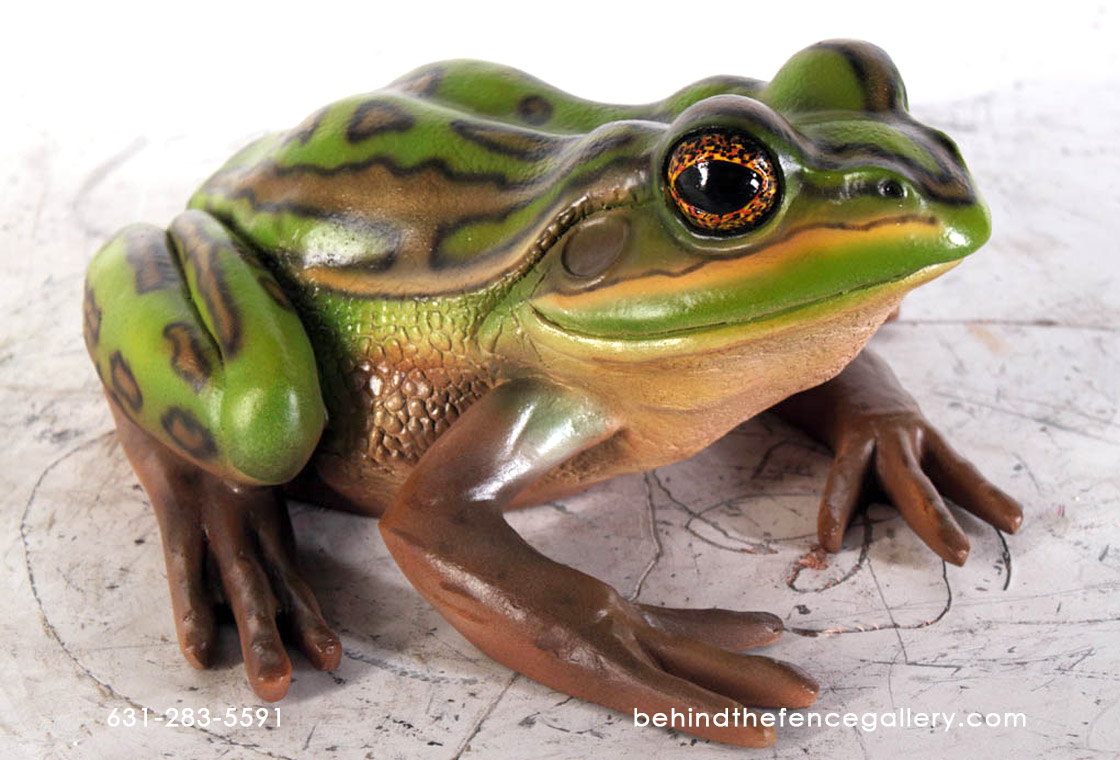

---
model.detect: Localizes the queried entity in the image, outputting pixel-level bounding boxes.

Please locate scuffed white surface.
[2,24,1118,760]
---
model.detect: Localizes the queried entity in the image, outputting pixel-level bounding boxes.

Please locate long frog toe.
[198,481,343,699]
[596,600,818,747]
[249,494,343,671]
[874,427,972,565]
[636,604,784,651]
[780,352,1023,564]
[638,623,819,709]
[200,487,295,701]
[157,492,217,670]
[815,435,876,554]
[107,404,338,699]
[814,415,1022,565]
[923,428,1024,535]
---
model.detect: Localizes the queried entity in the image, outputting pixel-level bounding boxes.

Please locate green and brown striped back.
[188,60,762,300]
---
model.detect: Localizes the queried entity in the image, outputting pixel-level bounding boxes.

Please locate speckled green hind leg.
[83,209,326,484]
[83,210,337,699]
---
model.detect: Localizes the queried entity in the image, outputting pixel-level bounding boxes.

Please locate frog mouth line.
[541,213,941,299]
[528,260,959,344]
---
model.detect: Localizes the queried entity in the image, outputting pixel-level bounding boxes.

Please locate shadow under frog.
[80,40,1022,747]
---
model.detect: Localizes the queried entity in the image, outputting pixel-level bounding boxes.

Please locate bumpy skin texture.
[82,40,1023,747]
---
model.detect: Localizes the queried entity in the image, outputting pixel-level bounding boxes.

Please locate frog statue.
[81,40,1023,746]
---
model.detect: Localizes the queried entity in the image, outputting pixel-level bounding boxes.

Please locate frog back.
[188,61,762,299]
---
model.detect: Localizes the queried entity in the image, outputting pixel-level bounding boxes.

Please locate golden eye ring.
[666,130,780,235]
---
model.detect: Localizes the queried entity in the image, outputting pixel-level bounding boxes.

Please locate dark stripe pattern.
[161,407,218,460]
[163,322,213,392]
[82,282,102,348]
[124,227,178,294]
[346,100,415,143]
[109,351,143,411]
[517,95,553,125]
[170,214,244,358]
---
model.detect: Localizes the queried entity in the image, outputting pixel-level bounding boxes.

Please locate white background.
[4,0,1117,140]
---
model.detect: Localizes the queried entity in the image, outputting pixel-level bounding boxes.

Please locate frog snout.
[939,201,992,258]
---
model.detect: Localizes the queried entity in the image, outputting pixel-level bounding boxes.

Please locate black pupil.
[674,160,762,216]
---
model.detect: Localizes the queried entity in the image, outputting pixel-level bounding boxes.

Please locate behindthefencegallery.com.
[633,707,1028,734]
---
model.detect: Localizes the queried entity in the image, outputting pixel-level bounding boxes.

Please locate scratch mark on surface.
[1085,694,1119,752]
[933,391,1120,445]
[868,558,909,663]
[451,672,519,760]
[341,646,480,685]
[630,473,664,601]
[1065,647,1095,671]
[71,137,148,239]
[894,317,1119,333]
[1012,452,1043,496]
[537,719,606,738]
[786,512,872,595]
[996,528,1013,591]
[998,392,1120,430]
[750,441,801,480]
[649,470,776,555]
[789,561,953,638]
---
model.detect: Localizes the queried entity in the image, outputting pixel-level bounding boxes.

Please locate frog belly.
[297,261,938,517]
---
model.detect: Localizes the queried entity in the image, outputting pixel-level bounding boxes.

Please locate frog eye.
[666,131,780,235]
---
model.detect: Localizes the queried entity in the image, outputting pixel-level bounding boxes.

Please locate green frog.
[82,40,1023,747]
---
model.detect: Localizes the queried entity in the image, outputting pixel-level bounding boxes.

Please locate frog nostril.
[878,178,905,199]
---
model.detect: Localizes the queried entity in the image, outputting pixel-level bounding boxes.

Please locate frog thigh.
[83,210,326,485]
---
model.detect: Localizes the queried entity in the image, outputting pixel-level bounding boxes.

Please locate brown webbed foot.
[385,514,818,747]
[110,403,340,700]
[818,411,1023,564]
[776,350,1023,565]
[581,594,819,748]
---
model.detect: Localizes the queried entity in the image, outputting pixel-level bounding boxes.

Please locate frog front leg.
[379,378,818,748]
[83,210,339,698]
[774,349,1024,564]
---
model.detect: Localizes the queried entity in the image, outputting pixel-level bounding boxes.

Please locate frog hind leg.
[83,210,337,698]
[83,209,326,485]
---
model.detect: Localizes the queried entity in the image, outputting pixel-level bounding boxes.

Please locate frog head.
[501,41,989,415]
